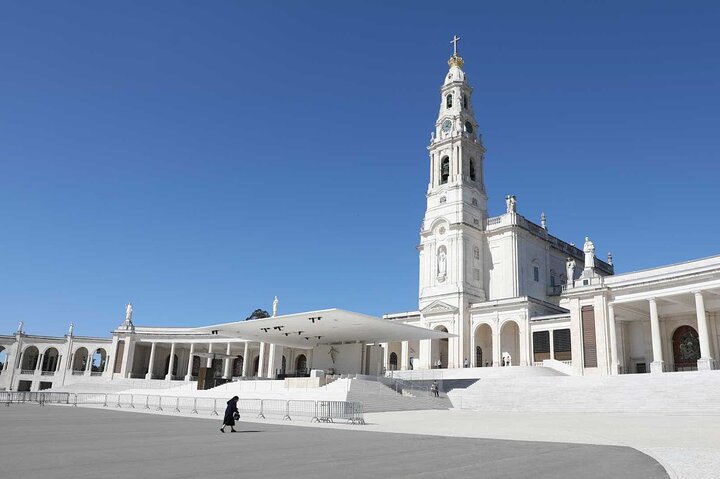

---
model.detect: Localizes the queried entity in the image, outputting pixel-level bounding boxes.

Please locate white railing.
[41,371,55,376]
[72,370,85,375]
[20,369,35,375]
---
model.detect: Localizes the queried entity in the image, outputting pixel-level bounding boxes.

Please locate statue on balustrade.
[566,258,576,285]
[583,237,595,269]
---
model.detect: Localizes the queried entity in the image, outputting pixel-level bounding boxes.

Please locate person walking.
[430,380,439,397]
[463,358,469,368]
[220,395,240,433]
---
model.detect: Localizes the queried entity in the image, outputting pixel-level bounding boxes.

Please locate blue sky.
[1,1,719,337]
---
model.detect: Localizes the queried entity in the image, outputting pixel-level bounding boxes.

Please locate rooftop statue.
[583,237,596,269]
[505,195,517,214]
[566,258,576,286]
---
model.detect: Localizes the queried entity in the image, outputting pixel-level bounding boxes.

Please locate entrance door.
[672,325,700,371]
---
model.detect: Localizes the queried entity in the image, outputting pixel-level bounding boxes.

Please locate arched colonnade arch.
[472,319,522,367]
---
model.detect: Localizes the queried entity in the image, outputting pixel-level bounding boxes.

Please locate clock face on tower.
[441,119,452,133]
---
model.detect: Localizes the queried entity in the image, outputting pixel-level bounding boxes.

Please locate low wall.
[285,377,331,389]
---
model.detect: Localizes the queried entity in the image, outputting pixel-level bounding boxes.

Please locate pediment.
[421,300,459,316]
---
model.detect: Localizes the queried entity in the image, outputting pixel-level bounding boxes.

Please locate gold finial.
[448,35,464,68]
[448,54,464,68]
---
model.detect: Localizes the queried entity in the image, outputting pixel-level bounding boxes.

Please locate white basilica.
[1,41,719,393]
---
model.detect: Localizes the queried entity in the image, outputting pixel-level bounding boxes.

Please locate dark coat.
[223,398,239,426]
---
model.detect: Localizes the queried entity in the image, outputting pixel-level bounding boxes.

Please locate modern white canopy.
[199,308,453,348]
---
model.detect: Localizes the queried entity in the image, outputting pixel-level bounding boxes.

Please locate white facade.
[1,43,719,392]
[384,46,719,377]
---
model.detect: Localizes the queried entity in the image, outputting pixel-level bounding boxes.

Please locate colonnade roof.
[199,308,453,348]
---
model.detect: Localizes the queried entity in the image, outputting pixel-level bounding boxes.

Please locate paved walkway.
[357,410,720,479]
[0,405,667,479]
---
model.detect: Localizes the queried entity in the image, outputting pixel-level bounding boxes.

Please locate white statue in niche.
[437,249,447,278]
[566,257,576,284]
[272,296,279,317]
[583,237,595,269]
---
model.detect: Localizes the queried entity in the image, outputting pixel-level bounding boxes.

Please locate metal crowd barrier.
[1,391,364,425]
[1,391,72,406]
[316,400,365,425]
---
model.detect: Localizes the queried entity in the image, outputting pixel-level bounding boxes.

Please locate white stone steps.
[448,370,720,414]
[347,378,451,412]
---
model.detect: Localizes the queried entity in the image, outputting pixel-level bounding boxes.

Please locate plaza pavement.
[358,410,720,479]
[0,405,667,479]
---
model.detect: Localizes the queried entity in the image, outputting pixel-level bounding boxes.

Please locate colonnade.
[610,290,716,373]
[129,340,300,381]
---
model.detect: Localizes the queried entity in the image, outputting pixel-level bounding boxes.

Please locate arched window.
[295,354,307,373]
[0,346,7,373]
[446,94,453,108]
[389,352,398,371]
[469,159,476,181]
[464,121,473,134]
[72,347,88,372]
[42,348,60,372]
[21,346,40,371]
[91,348,107,373]
[440,157,450,184]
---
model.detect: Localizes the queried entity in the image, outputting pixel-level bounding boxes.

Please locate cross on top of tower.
[451,35,461,56]
[448,35,464,69]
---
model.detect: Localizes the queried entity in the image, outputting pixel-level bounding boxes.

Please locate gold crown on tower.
[448,54,464,68]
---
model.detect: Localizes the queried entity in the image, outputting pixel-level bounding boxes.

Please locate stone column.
[85,350,93,376]
[418,339,431,370]
[145,342,157,380]
[37,352,44,372]
[266,343,276,379]
[549,330,555,361]
[492,332,501,367]
[121,336,135,379]
[608,305,619,375]
[257,342,266,378]
[223,342,233,379]
[206,343,213,368]
[166,343,176,380]
[649,299,664,373]
[694,291,715,370]
[381,343,389,372]
[242,342,250,377]
[184,343,195,381]
[400,341,409,371]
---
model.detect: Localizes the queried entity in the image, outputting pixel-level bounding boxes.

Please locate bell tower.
[418,37,487,368]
